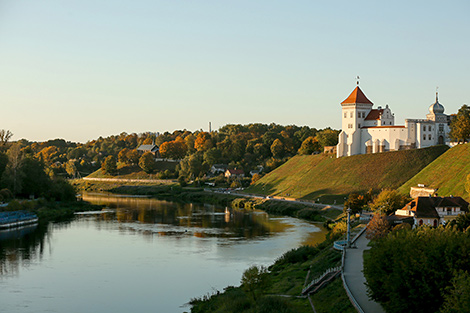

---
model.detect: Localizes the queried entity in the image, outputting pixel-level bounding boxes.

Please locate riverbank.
[73,180,343,223]
[1,198,105,223]
[73,179,354,312]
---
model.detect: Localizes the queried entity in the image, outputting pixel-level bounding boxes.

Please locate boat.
[0,211,39,229]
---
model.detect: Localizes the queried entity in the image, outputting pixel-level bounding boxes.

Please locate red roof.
[364,109,384,120]
[341,86,373,105]
[226,169,244,175]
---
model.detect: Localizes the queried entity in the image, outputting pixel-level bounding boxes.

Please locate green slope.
[248,145,449,201]
[398,144,470,201]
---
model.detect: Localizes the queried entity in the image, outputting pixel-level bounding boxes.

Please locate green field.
[398,143,470,201]
[248,145,449,202]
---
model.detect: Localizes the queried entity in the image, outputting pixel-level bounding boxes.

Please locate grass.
[247,145,448,201]
[398,143,470,201]
[86,161,177,180]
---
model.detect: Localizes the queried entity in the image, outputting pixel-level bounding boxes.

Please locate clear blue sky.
[1,0,469,142]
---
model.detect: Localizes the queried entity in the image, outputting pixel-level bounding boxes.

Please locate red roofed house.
[225,169,245,179]
[337,84,451,157]
[389,196,469,227]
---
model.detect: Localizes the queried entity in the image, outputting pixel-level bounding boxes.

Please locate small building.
[323,146,337,154]
[211,164,228,175]
[137,144,160,158]
[390,196,469,227]
[225,169,245,179]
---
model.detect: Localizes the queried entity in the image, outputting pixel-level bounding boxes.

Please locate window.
[362,112,365,118]
[358,112,361,118]
[350,112,353,118]
[423,135,426,140]
[439,124,444,132]
[428,134,431,140]
[423,126,426,131]
[358,124,361,128]
[428,126,432,131]
[344,112,347,118]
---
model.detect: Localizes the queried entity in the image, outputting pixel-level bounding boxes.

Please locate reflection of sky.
[0,195,326,313]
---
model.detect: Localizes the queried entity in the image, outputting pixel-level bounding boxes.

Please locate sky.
[0,0,469,143]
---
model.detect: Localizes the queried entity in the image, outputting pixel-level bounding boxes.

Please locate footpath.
[343,230,385,313]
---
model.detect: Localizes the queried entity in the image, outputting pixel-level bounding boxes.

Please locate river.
[0,193,327,313]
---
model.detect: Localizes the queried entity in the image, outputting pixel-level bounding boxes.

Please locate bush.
[273,245,319,269]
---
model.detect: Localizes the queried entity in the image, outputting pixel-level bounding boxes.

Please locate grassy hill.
[398,143,470,201]
[86,161,177,179]
[248,145,449,202]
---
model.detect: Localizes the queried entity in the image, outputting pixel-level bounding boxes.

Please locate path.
[343,231,385,313]
[207,189,344,211]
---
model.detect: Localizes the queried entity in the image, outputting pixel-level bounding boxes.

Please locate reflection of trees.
[0,223,49,277]
[83,193,292,240]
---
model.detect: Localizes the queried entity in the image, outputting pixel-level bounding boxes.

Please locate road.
[343,231,385,313]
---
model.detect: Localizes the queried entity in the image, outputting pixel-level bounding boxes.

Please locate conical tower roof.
[341,86,373,105]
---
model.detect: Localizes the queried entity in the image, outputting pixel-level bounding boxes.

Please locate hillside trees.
[364,227,470,313]
[370,189,409,215]
[139,152,156,174]
[102,155,117,175]
[298,136,321,155]
[449,104,470,143]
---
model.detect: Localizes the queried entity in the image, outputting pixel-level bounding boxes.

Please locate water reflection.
[82,193,292,240]
[0,194,327,313]
[0,223,47,277]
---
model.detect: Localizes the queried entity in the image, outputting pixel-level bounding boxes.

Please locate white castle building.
[336,85,450,158]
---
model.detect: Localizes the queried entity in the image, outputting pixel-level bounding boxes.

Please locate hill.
[248,145,449,202]
[398,143,470,201]
[86,161,178,179]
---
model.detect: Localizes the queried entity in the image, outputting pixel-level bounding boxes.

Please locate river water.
[0,193,327,313]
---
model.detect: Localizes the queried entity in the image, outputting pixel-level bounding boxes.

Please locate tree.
[298,136,321,155]
[449,104,470,143]
[65,160,77,178]
[203,148,221,166]
[370,189,408,215]
[0,129,13,147]
[440,271,470,313]
[366,213,391,240]
[270,139,285,159]
[118,148,129,164]
[251,173,261,185]
[364,228,470,313]
[101,155,117,175]
[240,265,269,301]
[178,153,205,179]
[139,152,156,174]
[126,149,140,165]
[344,191,371,214]
[194,132,213,152]
[316,128,340,148]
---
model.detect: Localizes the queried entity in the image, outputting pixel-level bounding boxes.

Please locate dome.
[429,92,445,114]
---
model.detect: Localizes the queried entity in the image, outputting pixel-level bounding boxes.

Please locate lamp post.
[346,207,351,248]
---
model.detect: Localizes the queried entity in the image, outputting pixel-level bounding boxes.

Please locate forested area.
[2,124,339,184]
[364,218,470,313]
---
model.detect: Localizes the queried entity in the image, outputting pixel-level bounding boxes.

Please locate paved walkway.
[343,231,385,313]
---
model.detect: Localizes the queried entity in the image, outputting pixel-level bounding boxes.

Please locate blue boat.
[0,211,39,229]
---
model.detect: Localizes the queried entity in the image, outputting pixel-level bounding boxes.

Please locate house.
[337,84,451,157]
[249,165,264,177]
[225,169,245,179]
[211,164,228,175]
[137,144,160,158]
[390,196,469,227]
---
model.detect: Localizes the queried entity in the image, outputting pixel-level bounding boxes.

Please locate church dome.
[429,92,445,114]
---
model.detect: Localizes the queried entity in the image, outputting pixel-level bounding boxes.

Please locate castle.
[336,85,451,158]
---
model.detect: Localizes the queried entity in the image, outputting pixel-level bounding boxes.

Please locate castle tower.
[337,86,374,157]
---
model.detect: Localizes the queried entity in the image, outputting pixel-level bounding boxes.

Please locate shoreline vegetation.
[71,179,356,313]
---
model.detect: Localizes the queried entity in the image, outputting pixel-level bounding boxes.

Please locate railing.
[333,240,348,250]
[302,266,341,295]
